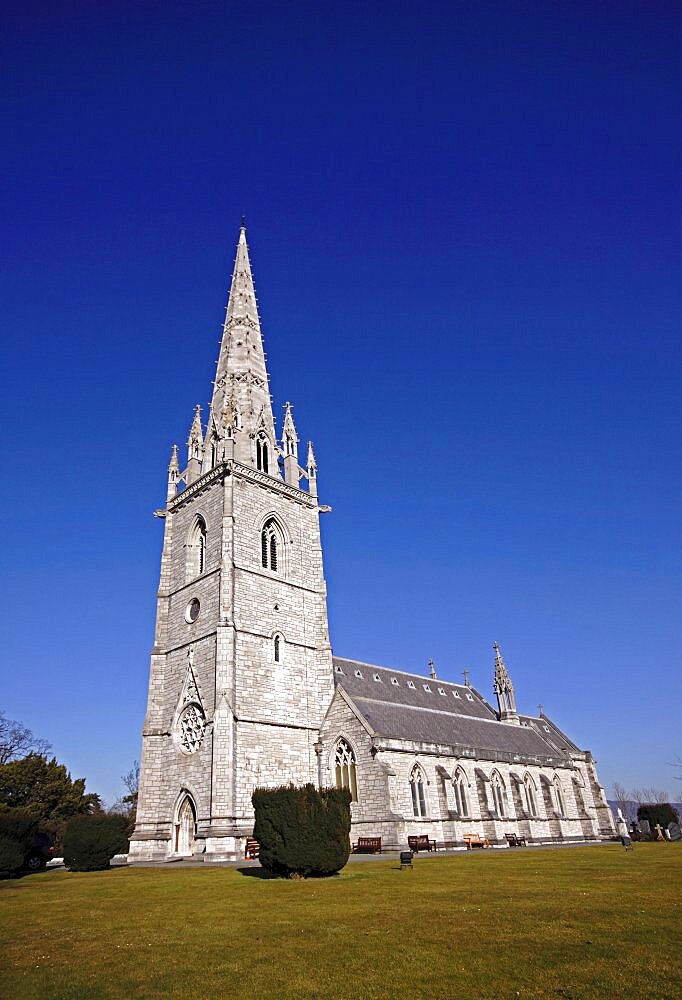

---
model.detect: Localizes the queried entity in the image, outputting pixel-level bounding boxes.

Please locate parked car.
[23,832,55,872]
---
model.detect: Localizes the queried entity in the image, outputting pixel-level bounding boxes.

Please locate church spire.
[203,223,278,475]
[493,641,519,723]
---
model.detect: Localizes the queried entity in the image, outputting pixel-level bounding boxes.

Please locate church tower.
[129,224,334,861]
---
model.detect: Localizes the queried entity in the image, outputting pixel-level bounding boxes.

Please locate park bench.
[352,836,382,854]
[408,834,437,852]
[244,837,260,860]
[505,833,527,847]
[463,833,490,849]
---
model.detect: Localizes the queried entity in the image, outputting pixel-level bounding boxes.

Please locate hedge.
[63,814,129,871]
[0,807,39,877]
[252,783,351,877]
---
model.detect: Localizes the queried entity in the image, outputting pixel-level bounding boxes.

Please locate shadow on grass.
[235,866,276,879]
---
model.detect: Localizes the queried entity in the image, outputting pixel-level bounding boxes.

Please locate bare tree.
[612,782,637,825]
[0,711,51,764]
[641,786,669,804]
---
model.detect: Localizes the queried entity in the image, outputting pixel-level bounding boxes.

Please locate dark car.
[23,831,55,872]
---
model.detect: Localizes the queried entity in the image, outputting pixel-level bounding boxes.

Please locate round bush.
[64,814,129,871]
[253,783,351,878]
[0,808,39,877]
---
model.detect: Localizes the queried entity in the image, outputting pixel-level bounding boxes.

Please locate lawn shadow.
[235,866,276,879]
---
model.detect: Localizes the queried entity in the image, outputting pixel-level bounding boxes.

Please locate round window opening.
[186,598,200,623]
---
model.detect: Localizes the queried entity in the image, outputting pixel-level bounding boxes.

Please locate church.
[128,225,615,862]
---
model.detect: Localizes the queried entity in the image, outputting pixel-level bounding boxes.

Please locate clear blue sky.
[2,1,679,805]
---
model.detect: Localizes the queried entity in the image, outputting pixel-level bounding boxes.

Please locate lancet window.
[524,774,538,818]
[256,433,269,474]
[410,765,427,818]
[261,519,280,572]
[334,738,358,801]
[492,771,507,818]
[453,768,470,818]
[554,777,566,817]
[186,517,207,581]
[273,634,281,663]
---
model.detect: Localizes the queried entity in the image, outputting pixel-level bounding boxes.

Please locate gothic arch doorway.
[174,795,197,856]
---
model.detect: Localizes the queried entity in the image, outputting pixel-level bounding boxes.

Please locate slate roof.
[518,715,582,754]
[332,656,574,764]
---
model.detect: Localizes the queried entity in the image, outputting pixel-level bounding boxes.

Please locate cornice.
[232,461,317,507]
[168,464,225,511]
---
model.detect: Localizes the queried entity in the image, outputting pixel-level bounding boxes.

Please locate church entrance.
[174,796,196,856]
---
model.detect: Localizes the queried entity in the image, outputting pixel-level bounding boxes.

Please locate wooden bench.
[244,836,260,860]
[408,834,437,853]
[463,833,490,849]
[505,833,527,847]
[352,836,382,854]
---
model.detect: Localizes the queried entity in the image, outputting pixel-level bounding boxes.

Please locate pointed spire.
[186,405,204,485]
[203,223,277,474]
[306,440,318,497]
[493,642,518,722]
[167,444,179,501]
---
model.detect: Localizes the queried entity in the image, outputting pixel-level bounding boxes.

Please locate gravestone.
[638,819,651,838]
[667,822,681,842]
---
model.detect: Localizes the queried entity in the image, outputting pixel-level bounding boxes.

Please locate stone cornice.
[167,459,319,512]
[232,461,317,507]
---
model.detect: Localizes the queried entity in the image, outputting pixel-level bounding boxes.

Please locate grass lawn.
[1,844,680,1000]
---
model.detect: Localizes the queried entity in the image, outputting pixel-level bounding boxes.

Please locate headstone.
[667,822,681,842]
[639,819,651,838]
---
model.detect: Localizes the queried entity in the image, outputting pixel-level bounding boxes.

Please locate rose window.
[178,704,206,754]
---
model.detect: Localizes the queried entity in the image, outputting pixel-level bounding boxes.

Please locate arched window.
[492,772,507,818]
[524,774,538,818]
[261,519,280,572]
[410,765,427,818]
[554,777,566,817]
[453,768,470,818]
[334,738,358,801]
[273,634,281,663]
[186,517,207,581]
[174,795,197,856]
[256,433,269,474]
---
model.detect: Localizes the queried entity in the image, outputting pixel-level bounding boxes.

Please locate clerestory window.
[334,738,358,801]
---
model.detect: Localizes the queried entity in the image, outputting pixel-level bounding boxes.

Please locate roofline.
[333,655,476,691]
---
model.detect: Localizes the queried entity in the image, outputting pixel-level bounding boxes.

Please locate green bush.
[0,807,39,877]
[637,803,679,831]
[63,814,129,871]
[252,783,351,878]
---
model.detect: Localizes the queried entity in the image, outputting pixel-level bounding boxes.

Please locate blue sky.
[2,1,679,805]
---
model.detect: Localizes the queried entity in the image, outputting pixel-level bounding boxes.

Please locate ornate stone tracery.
[178,703,206,754]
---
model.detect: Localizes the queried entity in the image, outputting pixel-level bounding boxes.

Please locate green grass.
[1,845,680,1000]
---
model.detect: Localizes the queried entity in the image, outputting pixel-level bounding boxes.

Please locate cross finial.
[240,212,246,230]
[428,658,437,679]
[538,703,544,716]
[462,668,470,687]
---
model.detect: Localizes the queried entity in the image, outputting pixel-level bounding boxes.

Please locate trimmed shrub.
[638,803,679,832]
[252,783,351,878]
[0,808,39,877]
[63,814,129,871]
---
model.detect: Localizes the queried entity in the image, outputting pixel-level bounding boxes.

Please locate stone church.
[129,225,615,862]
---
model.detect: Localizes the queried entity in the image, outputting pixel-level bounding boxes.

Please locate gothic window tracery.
[334,738,358,801]
[178,704,206,754]
[410,764,427,817]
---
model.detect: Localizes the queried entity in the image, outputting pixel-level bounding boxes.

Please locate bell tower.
[129,224,334,862]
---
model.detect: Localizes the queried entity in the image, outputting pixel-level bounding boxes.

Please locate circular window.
[185,598,200,623]
[178,704,206,754]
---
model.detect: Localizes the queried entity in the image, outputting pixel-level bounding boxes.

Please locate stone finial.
[493,641,518,721]
[462,669,470,687]
[428,658,437,680]
[306,440,318,498]
[167,444,179,501]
